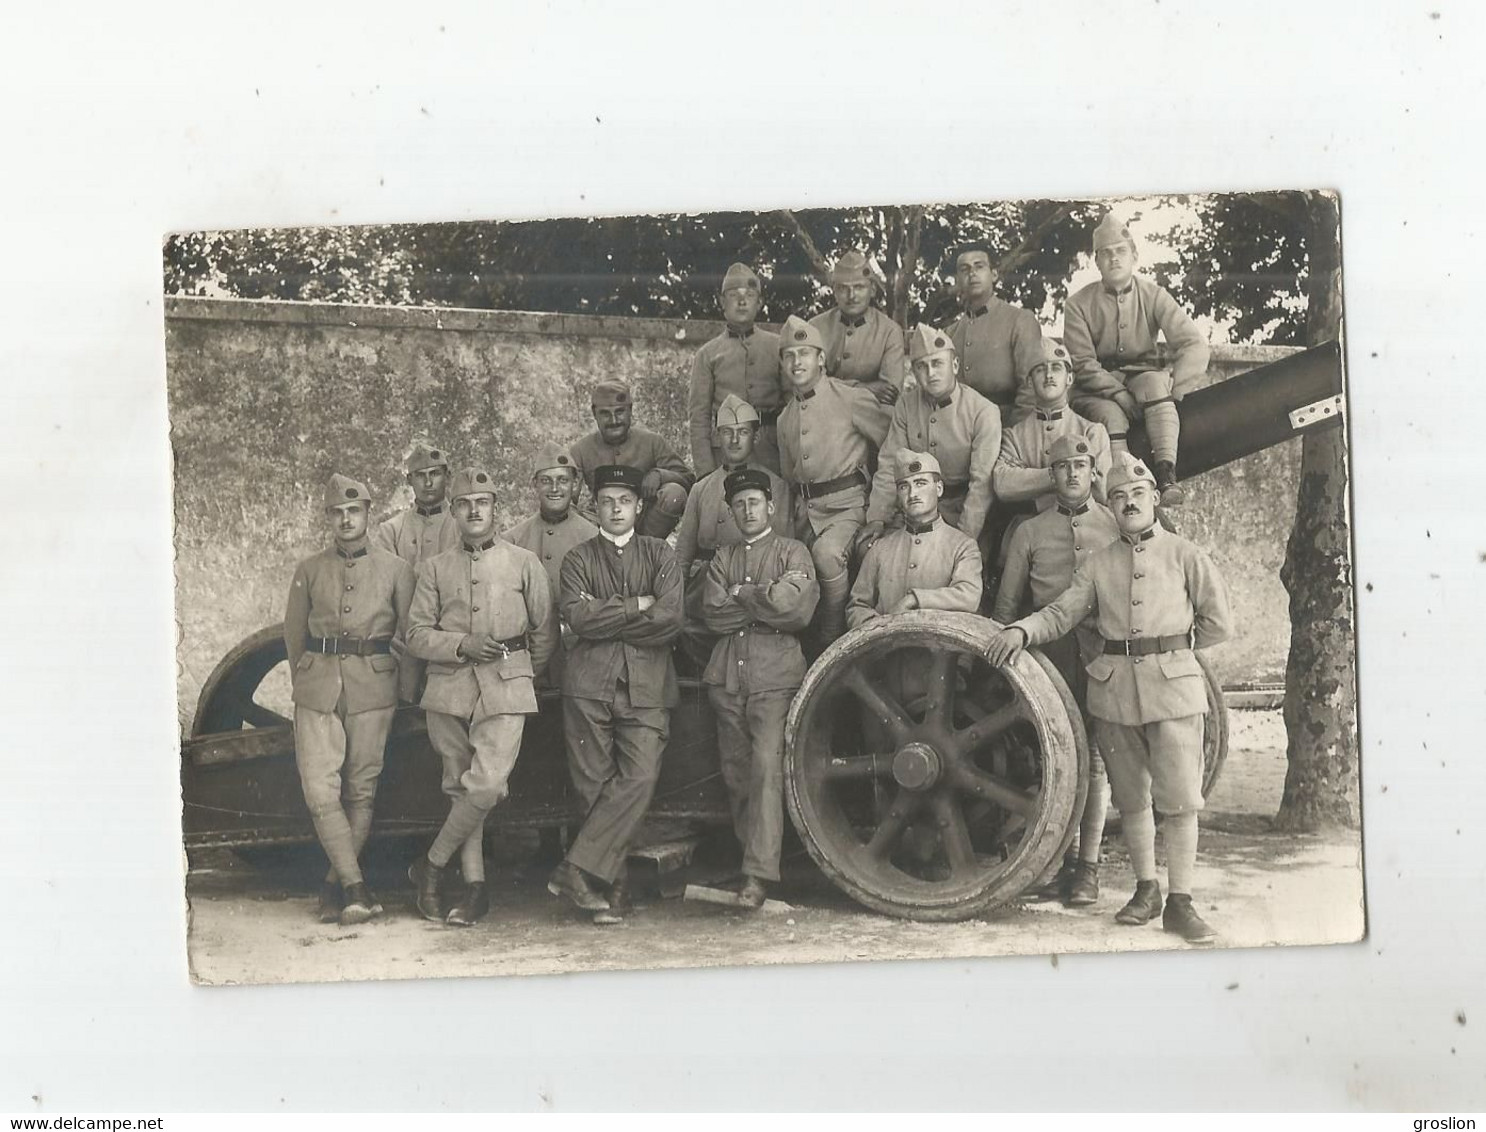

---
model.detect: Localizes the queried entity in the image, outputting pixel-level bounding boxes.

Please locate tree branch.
[893,205,926,325]
[775,209,833,284]
[995,203,1075,278]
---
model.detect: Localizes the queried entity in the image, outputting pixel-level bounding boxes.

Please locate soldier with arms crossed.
[985,459,1232,944]
[993,435,1119,906]
[406,467,558,927]
[284,474,416,926]
[550,465,684,925]
[700,468,819,908]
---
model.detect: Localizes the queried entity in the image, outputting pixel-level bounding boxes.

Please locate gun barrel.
[1130,340,1345,478]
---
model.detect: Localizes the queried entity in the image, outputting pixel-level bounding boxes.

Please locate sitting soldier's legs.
[638,482,688,540]
[808,508,861,643]
[1070,394,1133,455]
[1126,369,1180,468]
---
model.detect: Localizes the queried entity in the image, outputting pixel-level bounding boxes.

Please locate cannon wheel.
[1199,652,1229,798]
[191,623,290,737]
[784,611,1086,922]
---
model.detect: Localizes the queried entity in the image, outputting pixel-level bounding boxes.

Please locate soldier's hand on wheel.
[640,469,663,498]
[888,594,918,614]
[985,626,1028,667]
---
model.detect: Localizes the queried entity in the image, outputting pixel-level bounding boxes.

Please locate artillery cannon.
[181,341,1343,920]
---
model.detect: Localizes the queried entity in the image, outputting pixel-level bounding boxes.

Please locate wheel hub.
[892,741,944,791]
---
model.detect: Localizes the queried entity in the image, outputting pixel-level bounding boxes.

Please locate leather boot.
[1162,894,1217,945]
[1114,879,1163,925]
[737,875,768,910]
[1065,861,1100,907]
[339,882,381,926]
[408,855,445,922]
[1153,461,1186,507]
[446,881,490,927]
[1031,858,1076,902]
[547,861,610,912]
[317,881,342,924]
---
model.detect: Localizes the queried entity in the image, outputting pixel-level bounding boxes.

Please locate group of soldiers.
[282,212,1234,946]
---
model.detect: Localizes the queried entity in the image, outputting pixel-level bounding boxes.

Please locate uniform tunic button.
[472,606,480,613]
[544,553,552,559]
[1134,657,1143,664]
[1132,599,1142,605]
[343,606,352,613]
[909,563,917,569]
[1075,544,1082,551]
[914,538,921,545]
[1071,520,1079,527]
[345,584,354,591]
[930,416,937,424]
[1134,572,1143,579]
[842,351,852,359]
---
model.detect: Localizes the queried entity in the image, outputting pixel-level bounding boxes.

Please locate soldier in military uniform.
[284,474,416,926]
[1063,213,1212,506]
[775,315,891,644]
[985,459,1232,944]
[945,243,1044,422]
[993,338,1112,514]
[674,395,791,666]
[689,263,786,475]
[861,324,1001,548]
[373,441,460,568]
[406,467,558,926]
[568,380,695,540]
[551,464,684,925]
[993,435,1120,907]
[808,250,905,406]
[700,468,819,908]
[847,449,983,627]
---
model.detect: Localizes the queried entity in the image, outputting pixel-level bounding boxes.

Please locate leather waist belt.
[310,636,393,657]
[486,633,530,656]
[940,481,970,500]
[757,406,783,426]
[797,469,868,500]
[734,623,786,636]
[1103,631,1193,657]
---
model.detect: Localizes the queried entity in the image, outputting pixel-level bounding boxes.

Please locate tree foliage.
[163,193,1311,345]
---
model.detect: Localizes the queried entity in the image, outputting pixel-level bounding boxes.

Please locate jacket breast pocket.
[1084,655,1116,682]
[496,651,535,681]
[1155,651,1202,680]
[369,655,398,675]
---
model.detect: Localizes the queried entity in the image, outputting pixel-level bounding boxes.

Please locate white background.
[1,0,1481,1112]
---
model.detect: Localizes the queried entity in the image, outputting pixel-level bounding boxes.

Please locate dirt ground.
[184,709,1365,986]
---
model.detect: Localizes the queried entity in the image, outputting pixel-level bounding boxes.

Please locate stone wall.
[167,296,1301,733]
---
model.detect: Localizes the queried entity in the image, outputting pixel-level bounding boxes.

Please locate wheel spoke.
[238,699,291,729]
[954,764,1040,818]
[821,754,894,781]
[932,794,978,877]
[922,650,957,730]
[863,789,918,859]
[841,668,913,746]
[954,702,1023,751]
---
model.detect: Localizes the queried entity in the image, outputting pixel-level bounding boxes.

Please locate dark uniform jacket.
[700,531,818,696]
[407,539,558,720]
[559,532,684,708]
[846,518,983,627]
[1010,523,1232,725]
[689,327,785,475]
[284,544,416,714]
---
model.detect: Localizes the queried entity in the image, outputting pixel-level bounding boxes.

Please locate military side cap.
[593,464,644,494]
[1106,458,1157,493]
[831,249,876,285]
[449,466,498,500]
[1049,435,1095,465]
[325,473,371,510]
[894,447,942,482]
[1040,338,1072,369]
[721,262,761,293]
[590,380,633,408]
[908,322,956,363]
[779,314,825,353]
[532,442,577,477]
[406,441,450,472]
[716,393,761,428]
[1093,212,1135,253]
[724,467,773,502]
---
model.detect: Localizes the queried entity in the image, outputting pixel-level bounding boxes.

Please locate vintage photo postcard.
[168,190,1362,986]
